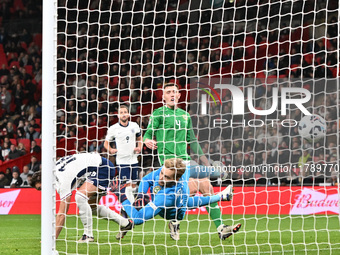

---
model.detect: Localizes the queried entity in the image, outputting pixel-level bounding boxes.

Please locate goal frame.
[41,0,57,253]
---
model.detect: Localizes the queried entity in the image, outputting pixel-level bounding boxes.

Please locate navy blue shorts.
[117,163,139,182]
[87,157,117,190]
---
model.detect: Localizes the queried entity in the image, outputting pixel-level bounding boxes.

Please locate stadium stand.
[55,1,338,186]
[0,0,42,178]
[1,0,337,187]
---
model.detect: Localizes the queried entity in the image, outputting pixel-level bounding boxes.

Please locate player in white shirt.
[104,105,143,239]
[30,153,133,242]
[104,105,143,185]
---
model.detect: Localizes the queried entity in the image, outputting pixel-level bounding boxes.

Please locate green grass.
[1,214,340,254]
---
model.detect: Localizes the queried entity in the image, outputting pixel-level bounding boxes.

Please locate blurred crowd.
[56,1,338,185]
[0,0,42,183]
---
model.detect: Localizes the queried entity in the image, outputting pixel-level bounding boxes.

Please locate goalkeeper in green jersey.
[144,83,238,240]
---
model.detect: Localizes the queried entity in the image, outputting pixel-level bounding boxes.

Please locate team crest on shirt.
[153,186,161,194]
[182,114,188,121]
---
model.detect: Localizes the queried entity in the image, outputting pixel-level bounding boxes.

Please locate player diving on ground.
[111,158,241,240]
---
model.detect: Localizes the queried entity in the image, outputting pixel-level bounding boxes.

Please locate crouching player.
[111,158,241,240]
[30,152,133,242]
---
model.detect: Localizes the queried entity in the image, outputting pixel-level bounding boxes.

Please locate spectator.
[0,171,9,187]
[1,142,10,160]
[0,86,11,113]
[27,106,37,121]
[26,173,33,186]
[35,100,42,117]
[290,142,302,164]
[7,144,23,160]
[29,119,40,129]
[89,141,99,152]
[5,168,12,184]
[17,142,27,155]
[30,140,41,153]
[20,165,34,186]
[10,168,23,188]
[27,155,40,172]
[16,128,26,139]
[13,83,24,113]
[5,121,16,138]
[26,126,40,140]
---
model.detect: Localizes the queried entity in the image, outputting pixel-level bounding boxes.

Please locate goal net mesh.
[55,0,339,254]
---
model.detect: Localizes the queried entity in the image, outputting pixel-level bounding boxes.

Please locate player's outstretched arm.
[186,194,221,209]
[122,195,163,225]
[56,196,71,239]
[186,185,233,209]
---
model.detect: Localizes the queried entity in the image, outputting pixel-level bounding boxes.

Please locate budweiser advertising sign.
[0,190,21,214]
[290,188,339,215]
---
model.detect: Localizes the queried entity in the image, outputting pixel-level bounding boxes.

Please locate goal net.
[50,0,340,254]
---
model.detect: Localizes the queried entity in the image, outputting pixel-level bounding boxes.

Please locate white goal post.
[42,0,57,254]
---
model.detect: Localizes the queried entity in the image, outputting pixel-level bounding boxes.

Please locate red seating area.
[56,126,108,157]
[0,1,43,172]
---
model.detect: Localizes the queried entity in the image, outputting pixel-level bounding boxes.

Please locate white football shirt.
[55,153,102,200]
[105,121,141,165]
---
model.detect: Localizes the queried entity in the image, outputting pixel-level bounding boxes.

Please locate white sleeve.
[134,122,141,135]
[105,126,116,141]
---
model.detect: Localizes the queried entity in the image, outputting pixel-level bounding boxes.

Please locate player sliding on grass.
[30,152,133,242]
[112,158,240,240]
[144,83,239,240]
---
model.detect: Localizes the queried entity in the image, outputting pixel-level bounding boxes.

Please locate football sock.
[75,191,93,237]
[97,205,129,227]
[206,202,223,229]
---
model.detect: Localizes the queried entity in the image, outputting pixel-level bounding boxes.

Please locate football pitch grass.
[1,214,340,254]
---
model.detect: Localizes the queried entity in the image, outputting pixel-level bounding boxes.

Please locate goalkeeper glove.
[109,176,129,203]
[133,193,151,210]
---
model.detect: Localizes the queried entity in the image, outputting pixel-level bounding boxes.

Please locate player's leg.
[75,181,97,242]
[94,161,134,240]
[114,164,139,239]
[89,192,130,227]
[76,181,133,242]
[191,177,236,240]
[194,178,223,227]
[116,164,135,202]
[189,177,222,226]
[197,179,242,239]
[167,177,199,241]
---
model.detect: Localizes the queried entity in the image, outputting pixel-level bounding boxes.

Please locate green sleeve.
[187,115,204,157]
[143,111,160,141]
